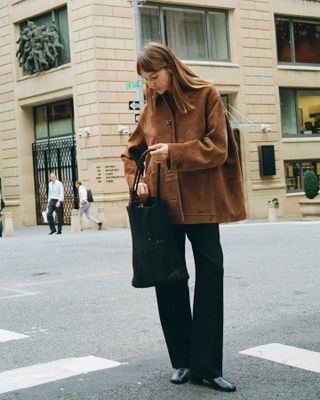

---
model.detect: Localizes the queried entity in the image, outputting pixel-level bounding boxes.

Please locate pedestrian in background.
[47,172,64,235]
[122,42,246,392]
[75,180,102,231]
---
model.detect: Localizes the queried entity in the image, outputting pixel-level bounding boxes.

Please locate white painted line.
[0,287,39,300]
[240,343,320,373]
[0,329,29,343]
[222,220,320,228]
[0,356,125,395]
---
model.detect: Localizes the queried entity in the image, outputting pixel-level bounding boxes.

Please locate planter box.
[298,198,320,220]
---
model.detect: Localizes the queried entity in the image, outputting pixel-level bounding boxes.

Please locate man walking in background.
[75,180,102,231]
[47,172,64,235]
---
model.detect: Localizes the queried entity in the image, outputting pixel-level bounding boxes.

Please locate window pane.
[297,89,320,134]
[275,18,292,62]
[280,89,297,135]
[35,106,48,140]
[57,8,71,64]
[29,13,51,27]
[294,20,320,64]
[221,94,228,110]
[164,8,208,59]
[285,160,320,193]
[48,100,73,137]
[208,11,229,60]
[285,161,302,192]
[141,7,161,47]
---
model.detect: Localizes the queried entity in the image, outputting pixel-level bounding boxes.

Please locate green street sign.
[126,80,141,90]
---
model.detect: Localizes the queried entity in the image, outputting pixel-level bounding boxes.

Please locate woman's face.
[140,68,172,95]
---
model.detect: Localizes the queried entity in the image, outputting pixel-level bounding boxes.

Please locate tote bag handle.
[132,148,161,201]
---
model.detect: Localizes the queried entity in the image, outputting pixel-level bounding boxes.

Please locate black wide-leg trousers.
[155,223,223,379]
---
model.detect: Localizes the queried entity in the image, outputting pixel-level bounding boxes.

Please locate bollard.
[71,209,81,234]
[268,206,277,223]
[4,212,14,237]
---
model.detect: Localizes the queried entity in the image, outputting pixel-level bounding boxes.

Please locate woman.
[75,180,103,231]
[121,42,246,392]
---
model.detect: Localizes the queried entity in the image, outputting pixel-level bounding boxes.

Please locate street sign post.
[128,0,146,112]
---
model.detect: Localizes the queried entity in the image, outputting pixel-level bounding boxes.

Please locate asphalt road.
[0,220,319,400]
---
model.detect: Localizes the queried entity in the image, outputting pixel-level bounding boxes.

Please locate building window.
[285,160,320,193]
[280,88,320,136]
[275,16,320,65]
[141,4,230,61]
[34,99,74,141]
[18,7,70,75]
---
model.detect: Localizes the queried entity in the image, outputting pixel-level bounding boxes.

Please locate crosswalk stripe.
[0,356,125,395]
[0,329,29,342]
[240,343,320,373]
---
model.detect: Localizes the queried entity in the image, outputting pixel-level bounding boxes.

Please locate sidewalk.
[1,215,314,238]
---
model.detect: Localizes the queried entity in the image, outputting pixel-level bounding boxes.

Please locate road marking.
[222,220,320,228]
[0,356,125,395]
[0,329,29,343]
[0,287,39,300]
[5,269,131,290]
[240,343,320,373]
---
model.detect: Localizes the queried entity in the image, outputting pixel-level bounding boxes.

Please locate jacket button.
[176,161,183,169]
[164,119,172,125]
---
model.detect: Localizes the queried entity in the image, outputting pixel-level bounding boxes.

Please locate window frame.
[140,3,231,62]
[284,159,320,194]
[33,99,74,142]
[19,6,71,75]
[275,15,320,66]
[279,87,320,138]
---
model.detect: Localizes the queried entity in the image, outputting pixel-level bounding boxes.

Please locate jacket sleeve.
[121,109,148,189]
[168,88,228,172]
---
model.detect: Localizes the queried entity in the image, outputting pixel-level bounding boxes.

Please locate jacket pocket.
[178,169,214,215]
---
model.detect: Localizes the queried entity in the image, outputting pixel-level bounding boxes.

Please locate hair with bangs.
[137,42,212,114]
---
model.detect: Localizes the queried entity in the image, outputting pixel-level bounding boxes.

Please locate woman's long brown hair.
[137,42,212,114]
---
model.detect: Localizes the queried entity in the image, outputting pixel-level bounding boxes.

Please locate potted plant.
[268,197,279,222]
[299,170,320,219]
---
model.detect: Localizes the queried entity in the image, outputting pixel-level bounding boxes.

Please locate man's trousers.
[47,199,63,233]
[155,223,223,379]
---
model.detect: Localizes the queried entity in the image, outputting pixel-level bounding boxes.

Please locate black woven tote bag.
[127,149,189,288]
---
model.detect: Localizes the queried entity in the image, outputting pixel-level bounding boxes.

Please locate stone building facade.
[0,0,320,228]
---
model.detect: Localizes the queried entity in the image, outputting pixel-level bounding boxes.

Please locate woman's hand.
[149,143,169,163]
[137,182,149,202]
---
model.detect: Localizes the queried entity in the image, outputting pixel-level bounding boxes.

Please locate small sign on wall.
[89,161,127,193]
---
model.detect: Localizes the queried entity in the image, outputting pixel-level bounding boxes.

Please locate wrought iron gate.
[32,137,78,225]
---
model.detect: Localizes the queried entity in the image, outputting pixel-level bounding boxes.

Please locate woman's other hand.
[149,143,169,163]
[137,182,149,202]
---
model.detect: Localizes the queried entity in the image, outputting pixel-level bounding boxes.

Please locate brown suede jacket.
[121,85,247,224]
